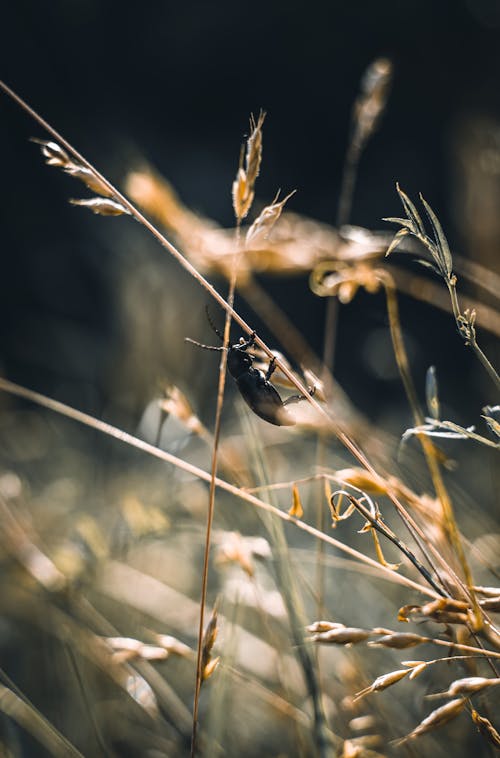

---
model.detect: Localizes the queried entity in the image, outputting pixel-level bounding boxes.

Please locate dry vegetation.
[0,59,499,758]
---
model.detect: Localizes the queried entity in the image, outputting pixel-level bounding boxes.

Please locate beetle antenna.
[205,306,224,343]
[185,337,224,352]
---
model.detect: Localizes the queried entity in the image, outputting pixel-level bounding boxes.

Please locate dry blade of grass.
[0,375,441,599]
[192,111,265,754]
[0,682,84,758]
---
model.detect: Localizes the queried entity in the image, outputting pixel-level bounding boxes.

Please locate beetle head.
[227,343,253,379]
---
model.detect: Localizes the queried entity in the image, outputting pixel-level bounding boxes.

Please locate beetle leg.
[282,385,316,406]
[265,356,276,381]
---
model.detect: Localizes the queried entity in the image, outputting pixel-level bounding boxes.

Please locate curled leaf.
[471,708,500,748]
[289,484,304,518]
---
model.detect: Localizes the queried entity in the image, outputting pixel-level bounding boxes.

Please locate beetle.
[186,309,315,426]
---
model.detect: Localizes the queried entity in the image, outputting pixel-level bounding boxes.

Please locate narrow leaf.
[382,217,416,231]
[396,183,425,236]
[415,258,442,276]
[385,228,408,257]
[425,366,440,420]
[419,194,453,279]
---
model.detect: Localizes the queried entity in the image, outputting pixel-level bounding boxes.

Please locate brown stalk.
[0,376,439,599]
[378,269,481,623]
[191,112,251,751]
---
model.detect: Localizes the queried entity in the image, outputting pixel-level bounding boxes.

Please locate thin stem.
[0,376,439,599]
[447,268,498,390]
[346,495,446,597]
[191,220,241,756]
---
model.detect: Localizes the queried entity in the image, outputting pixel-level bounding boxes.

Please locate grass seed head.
[399,698,466,743]
[69,197,130,216]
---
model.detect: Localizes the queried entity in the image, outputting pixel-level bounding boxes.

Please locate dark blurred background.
[0,0,499,444]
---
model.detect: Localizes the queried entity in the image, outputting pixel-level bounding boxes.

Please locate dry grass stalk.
[0,684,84,758]
[0,376,438,599]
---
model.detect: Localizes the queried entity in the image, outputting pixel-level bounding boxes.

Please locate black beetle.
[186,310,314,426]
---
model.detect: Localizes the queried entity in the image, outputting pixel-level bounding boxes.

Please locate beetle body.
[227,342,295,426]
[186,310,313,427]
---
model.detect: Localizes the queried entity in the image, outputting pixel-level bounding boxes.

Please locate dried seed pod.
[232,166,252,221]
[105,636,169,663]
[401,698,466,742]
[408,663,428,680]
[201,605,219,683]
[151,633,193,659]
[203,656,220,681]
[69,197,130,216]
[311,627,371,645]
[369,632,425,649]
[355,669,409,701]
[441,677,500,697]
[64,165,113,197]
[32,138,71,167]
[306,621,345,634]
